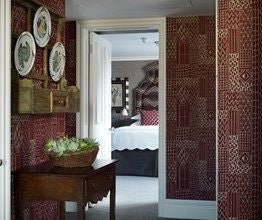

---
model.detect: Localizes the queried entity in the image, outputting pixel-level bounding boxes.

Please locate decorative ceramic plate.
[14,31,36,76]
[33,6,51,47]
[49,42,65,81]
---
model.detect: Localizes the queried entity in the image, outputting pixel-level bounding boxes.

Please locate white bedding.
[111,125,158,151]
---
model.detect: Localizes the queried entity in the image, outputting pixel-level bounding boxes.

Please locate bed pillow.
[131,113,141,120]
[130,113,141,126]
[118,118,137,127]
[112,113,128,123]
[112,113,137,128]
[130,120,141,126]
[140,110,158,125]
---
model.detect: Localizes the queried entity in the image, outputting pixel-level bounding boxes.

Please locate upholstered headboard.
[135,61,158,113]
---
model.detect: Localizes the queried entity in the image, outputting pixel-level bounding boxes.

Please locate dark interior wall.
[112,60,157,115]
[11,1,76,219]
[166,16,216,200]
[218,0,262,218]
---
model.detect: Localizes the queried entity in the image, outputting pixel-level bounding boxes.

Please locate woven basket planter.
[47,147,99,167]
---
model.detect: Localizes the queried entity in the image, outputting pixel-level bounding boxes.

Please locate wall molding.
[0,0,11,219]
[160,199,216,220]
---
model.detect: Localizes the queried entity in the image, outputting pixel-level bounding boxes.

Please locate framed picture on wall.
[111,77,129,113]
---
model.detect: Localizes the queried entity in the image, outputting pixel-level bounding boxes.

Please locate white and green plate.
[49,42,65,81]
[33,6,51,47]
[14,31,36,76]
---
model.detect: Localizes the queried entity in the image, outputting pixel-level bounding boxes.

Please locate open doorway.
[99,30,159,176]
[95,30,160,219]
[76,18,166,219]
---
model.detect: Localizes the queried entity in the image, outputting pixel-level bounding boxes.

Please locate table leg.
[110,187,116,220]
[77,201,85,220]
[59,201,65,220]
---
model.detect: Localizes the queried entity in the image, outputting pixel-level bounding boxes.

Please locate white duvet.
[111,125,159,151]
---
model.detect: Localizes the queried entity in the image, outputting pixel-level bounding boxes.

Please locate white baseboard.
[65,202,77,212]
[65,201,90,212]
[159,199,217,220]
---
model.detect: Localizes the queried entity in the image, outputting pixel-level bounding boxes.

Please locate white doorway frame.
[0,1,11,220]
[76,17,216,219]
[76,17,167,216]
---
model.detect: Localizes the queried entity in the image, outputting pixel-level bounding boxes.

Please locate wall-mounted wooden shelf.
[12,79,79,114]
[11,0,80,114]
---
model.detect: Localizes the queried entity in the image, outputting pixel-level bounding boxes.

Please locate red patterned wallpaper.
[40,0,65,15]
[65,21,77,137]
[218,0,262,219]
[166,16,216,200]
[11,0,68,219]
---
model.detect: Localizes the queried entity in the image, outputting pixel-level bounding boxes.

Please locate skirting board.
[65,202,90,212]
[159,199,217,220]
[65,202,77,212]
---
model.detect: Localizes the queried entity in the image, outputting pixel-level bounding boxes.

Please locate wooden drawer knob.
[91,183,96,188]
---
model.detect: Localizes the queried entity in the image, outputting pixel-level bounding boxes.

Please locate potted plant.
[44,137,99,167]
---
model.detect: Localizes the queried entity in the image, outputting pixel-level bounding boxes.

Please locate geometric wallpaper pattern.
[135,62,159,112]
[10,1,262,218]
[166,16,216,200]
[218,0,262,218]
[40,0,65,15]
[11,0,66,219]
[65,21,77,138]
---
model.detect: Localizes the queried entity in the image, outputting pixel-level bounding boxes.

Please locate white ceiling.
[65,0,215,20]
[101,32,159,60]
[65,0,215,60]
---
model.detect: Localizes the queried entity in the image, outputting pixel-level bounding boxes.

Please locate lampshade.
[121,108,128,116]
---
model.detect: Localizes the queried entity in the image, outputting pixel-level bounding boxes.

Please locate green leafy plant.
[45,137,99,157]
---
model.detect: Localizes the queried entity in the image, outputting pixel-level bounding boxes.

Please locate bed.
[111,61,159,177]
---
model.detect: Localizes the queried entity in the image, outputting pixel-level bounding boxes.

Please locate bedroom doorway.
[98,30,159,178]
[76,17,166,218]
[110,60,159,177]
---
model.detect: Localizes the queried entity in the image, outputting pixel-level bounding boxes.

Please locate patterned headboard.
[135,61,158,112]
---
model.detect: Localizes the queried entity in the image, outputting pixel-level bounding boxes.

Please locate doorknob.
[0,159,2,166]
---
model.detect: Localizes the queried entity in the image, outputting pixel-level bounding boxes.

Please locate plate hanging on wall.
[14,31,36,76]
[49,42,66,81]
[33,6,51,47]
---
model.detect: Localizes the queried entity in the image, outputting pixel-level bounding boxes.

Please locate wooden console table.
[13,159,118,220]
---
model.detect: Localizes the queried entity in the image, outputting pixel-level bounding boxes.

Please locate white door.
[0,1,11,219]
[89,32,112,159]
